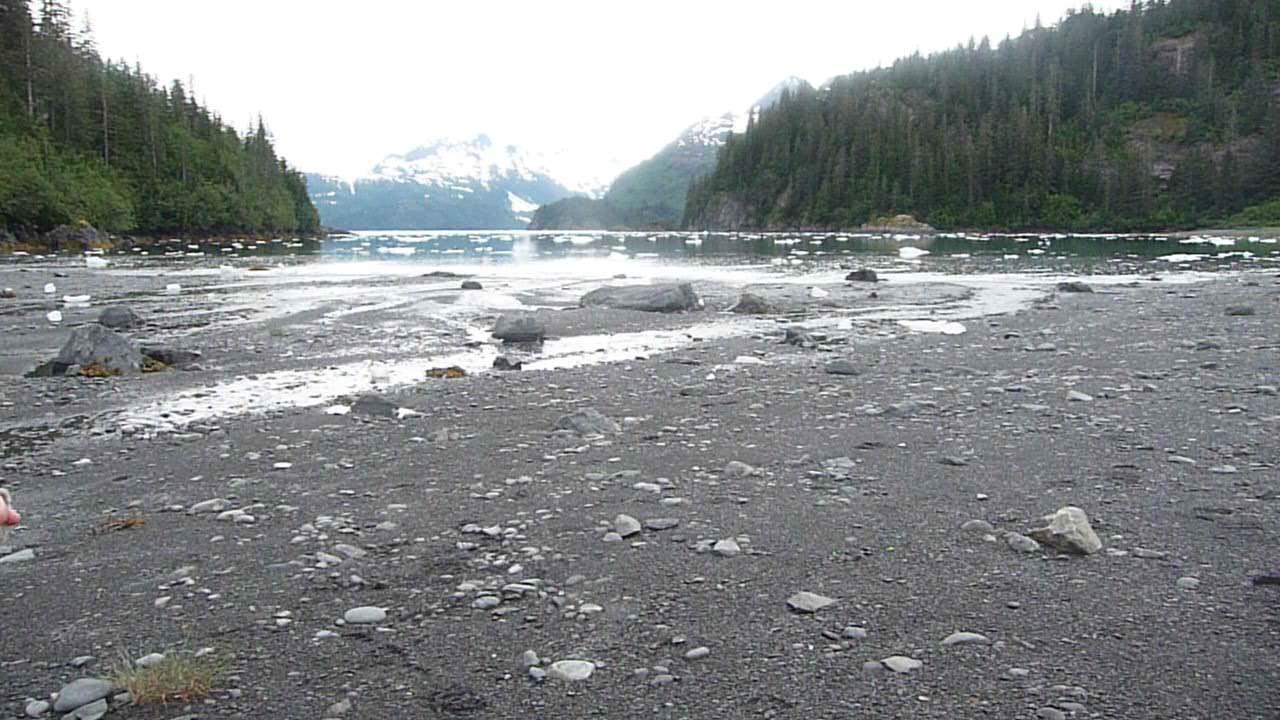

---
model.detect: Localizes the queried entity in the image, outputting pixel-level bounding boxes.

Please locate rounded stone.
[547,660,595,681]
[343,606,387,624]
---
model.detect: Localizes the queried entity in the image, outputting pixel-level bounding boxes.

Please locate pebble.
[1037,708,1067,720]
[961,519,994,533]
[941,631,990,646]
[327,699,352,715]
[547,660,595,681]
[1176,576,1201,590]
[135,652,165,668]
[188,498,230,515]
[614,514,642,538]
[70,656,95,668]
[66,699,108,720]
[712,539,741,557]
[842,626,868,640]
[684,646,711,660]
[881,655,923,673]
[1005,532,1041,553]
[787,591,836,613]
[24,700,49,718]
[343,606,387,624]
[0,548,36,564]
[645,518,680,531]
[1067,390,1094,402]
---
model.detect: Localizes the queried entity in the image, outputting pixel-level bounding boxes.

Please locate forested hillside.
[686,0,1280,232]
[0,0,319,242]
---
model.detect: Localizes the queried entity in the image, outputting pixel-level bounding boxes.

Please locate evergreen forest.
[685,0,1280,232]
[0,0,319,241]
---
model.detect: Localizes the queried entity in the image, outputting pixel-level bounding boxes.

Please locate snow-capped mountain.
[533,77,811,229]
[306,135,612,230]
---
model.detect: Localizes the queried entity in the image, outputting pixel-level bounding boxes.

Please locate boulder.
[53,678,116,713]
[783,326,818,347]
[845,269,879,283]
[141,345,202,370]
[492,314,546,343]
[492,356,523,371]
[824,360,860,376]
[35,324,144,377]
[555,408,620,436]
[580,283,700,313]
[729,292,775,314]
[1028,506,1102,555]
[1057,281,1094,293]
[350,394,398,418]
[44,223,105,252]
[461,280,483,290]
[98,306,141,329]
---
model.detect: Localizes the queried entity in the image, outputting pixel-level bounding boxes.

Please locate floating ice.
[165,283,182,294]
[43,283,56,294]
[898,320,967,335]
[85,256,109,269]
[898,247,930,259]
[62,294,91,305]
[46,310,63,323]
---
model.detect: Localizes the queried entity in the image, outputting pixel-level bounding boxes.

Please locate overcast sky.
[74,0,1128,181]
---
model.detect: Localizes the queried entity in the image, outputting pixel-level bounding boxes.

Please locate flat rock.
[1057,281,1094,293]
[350,394,398,418]
[343,606,387,624]
[1005,532,1041,553]
[961,519,994,533]
[98,305,141,329]
[67,699,108,720]
[0,548,35,564]
[881,656,923,673]
[730,292,776,314]
[713,538,741,557]
[942,631,990,646]
[580,283,700,313]
[547,660,595,681]
[644,518,679,531]
[846,269,879,282]
[556,408,620,436]
[53,678,116,712]
[1028,506,1102,555]
[824,360,860,376]
[787,591,836,613]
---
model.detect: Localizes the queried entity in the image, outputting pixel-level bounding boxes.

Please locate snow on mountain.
[674,76,810,151]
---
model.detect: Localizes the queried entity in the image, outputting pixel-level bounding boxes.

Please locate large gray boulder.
[729,292,775,315]
[1028,506,1102,555]
[98,305,141,329]
[580,283,700,313]
[555,408,620,436]
[35,325,145,376]
[492,314,546,343]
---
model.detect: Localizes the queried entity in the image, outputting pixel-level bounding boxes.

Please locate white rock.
[712,539,741,557]
[547,660,595,681]
[343,606,387,624]
[881,655,923,673]
[614,514,641,538]
[786,591,836,613]
[0,548,35,564]
[1028,506,1102,555]
[188,498,230,515]
[942,631,990,647]
[135,653,165,668]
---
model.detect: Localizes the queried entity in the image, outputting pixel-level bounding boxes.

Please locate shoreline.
[0,265,1277,718]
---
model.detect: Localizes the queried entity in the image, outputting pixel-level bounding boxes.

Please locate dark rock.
[1251,572,1280,586]
[0,288,15,299]
[493,356,523,371]
[97,306,141,329]
[461,280,483,290]
[824,360,860,376]
[580,283,700,313]
[1057,281,1094,293]
[1225,306,1256,316]
[492,314,546,343]
[845,269,879,283]
[556,408,620,436]
[783,326,817,347]
[35,325,144,377]
[422,270,466,279]
[44,223,105,252]
[351,394,398,418]
[141,346,202,370]
[730,293,775,314]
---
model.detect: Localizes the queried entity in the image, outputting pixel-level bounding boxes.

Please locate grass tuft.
[109,654,222,705]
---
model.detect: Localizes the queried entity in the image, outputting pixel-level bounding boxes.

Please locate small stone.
[644,518,680,531]
[24,699,50,718]
[1225,306,1256,316]
[881,656,922,673]
[547,660,595,681]
[614,514,642,538]
[188,498,231,515]
[327,698,352,716]
[1028,506,1102,555]
[787,591,836,613]
[1067,390,1093,402]
[824,360,860,376]
[842,626,868,640]
[1133,548,1167,560]
[684,646,711,660]
[1007,667,1031,679]
[962,519,994,533]
[528,667,547,681]
[942,631,990,647]
[135,652,165,668]
[1005,532,1041,553]
[861,660,886,673]
[723,461,758,477]
[519,650,540,669]
[1176,576,1201,590]
[0,548,35,564]
[472,596,501,610]
[712,539,741,557]
[343,606,386,624]
[70,656,96,668]
[1037,708,1067,720]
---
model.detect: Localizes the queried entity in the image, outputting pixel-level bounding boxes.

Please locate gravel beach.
[0,259,1277,719]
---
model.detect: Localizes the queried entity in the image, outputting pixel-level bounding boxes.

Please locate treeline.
[686,0,1280,231]
[0,0,319,240]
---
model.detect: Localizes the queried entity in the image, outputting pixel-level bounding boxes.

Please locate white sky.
[75,0,1128,181]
